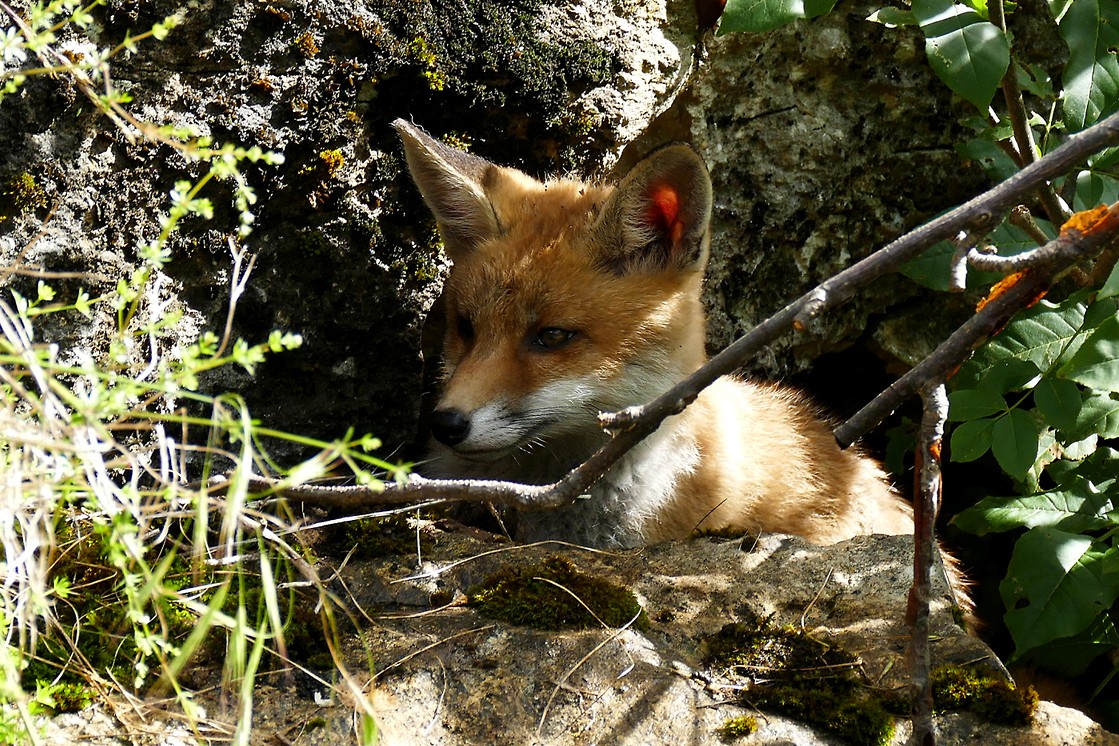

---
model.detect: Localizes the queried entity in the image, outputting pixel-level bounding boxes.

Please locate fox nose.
[430,408,471,446]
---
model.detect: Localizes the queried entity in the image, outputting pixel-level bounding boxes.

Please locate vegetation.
[703,618,895,745]
[0,3,402,744]
[467,555,649,631]
[722,0,1119,727]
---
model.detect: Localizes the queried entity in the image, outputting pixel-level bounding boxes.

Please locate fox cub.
[394,119,914,549]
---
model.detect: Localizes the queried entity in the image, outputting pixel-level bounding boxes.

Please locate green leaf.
[1034,377,1082,432]
[719,0,839,34]
[1100,260,1119,300]
[952,477,1118,535]
[950,417,996,462]
[957,294,1094,386]
[867,7,918,26]
[1021,613,1119,677]
[1048,446,1119,485]
[948,388,1006,420]
[958,358,1042,396]
[913,0,1010,109]
[1064,391,1119,442]
[956,135,1022,182]
[1001,527,1119,657]
[1061,314,1119,392]
[1058,0,1119,131]
[1074,171,1119,213]
[992,408,1041,480]
[1047,0,1074,22]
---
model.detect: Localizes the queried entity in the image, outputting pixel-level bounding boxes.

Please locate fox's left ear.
[593,144,713,274]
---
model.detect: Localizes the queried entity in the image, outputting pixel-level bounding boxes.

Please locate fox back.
[394,120,914,548]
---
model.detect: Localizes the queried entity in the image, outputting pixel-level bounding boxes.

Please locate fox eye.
[456,315,474,342]
[533,327,576,350]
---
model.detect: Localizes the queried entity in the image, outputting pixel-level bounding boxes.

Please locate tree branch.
[908,383,947,746]
[239,110,1119,514]
[834,206,1119,448]
[989,0,1070,226]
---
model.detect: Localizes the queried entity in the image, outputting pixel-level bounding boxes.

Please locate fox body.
[394,120,914,549]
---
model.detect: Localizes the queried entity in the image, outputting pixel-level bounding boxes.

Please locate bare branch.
[908,383,948,745]
[234,475,568,512]
[240,111,1119,514]
[990,0,1071,226]
[835,210,1119,447]
[1008,204,1052,246]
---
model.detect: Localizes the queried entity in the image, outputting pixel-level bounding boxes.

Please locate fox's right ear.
[392,119,500,256]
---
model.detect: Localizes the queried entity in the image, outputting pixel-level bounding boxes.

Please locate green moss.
[408,36,446,91]
[0,172,47,223]
[704,618,860,676]
[718,715,758,740]
[703,617,894,746]
[931,664,1039,725]
[468,556,648,631]
[296,229,331,255]
[335,512,432,559]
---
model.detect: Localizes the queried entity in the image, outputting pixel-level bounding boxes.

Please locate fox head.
[394,120,714,481]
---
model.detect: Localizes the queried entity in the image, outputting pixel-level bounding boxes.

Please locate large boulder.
[1,0,990,462]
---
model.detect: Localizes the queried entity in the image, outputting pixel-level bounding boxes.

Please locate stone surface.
[1,0,999,462]
[42,529,1117,745]
[0,0,684,462]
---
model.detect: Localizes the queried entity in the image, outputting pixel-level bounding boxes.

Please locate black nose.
[430,408,471,446]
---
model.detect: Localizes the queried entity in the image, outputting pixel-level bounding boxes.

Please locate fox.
[393,119,916,549]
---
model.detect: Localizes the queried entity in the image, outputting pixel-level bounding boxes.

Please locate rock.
[33,527,1118,743]
[626,1,990,375]
[0,0,684,461]
[1,0,1000,461]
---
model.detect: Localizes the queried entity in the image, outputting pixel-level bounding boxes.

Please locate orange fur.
[394,120,915,549]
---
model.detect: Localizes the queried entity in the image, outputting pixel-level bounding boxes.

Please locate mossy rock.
[931,664,1039,726]
[467,555,648,631]
[703,617,894,746]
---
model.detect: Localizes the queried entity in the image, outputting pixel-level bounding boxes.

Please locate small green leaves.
[913,0,1010,110]
[1057,0,1119,131]
[720,0,838,34]
[992,409,1042,480]
[267,330,304,353]
[1061,315,1119,392]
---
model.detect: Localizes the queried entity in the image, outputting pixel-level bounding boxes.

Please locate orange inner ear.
[647,183,685,247]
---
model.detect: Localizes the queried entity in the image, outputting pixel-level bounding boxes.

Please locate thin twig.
[1008,204,1052,245]
[990,0,1070,225]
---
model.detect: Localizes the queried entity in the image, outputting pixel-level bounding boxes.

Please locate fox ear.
[393,119,500,256]
[594,144,713,274]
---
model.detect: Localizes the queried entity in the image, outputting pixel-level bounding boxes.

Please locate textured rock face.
[0,0,683,460]
[133,530,1119,745]
[641,1,989,375]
